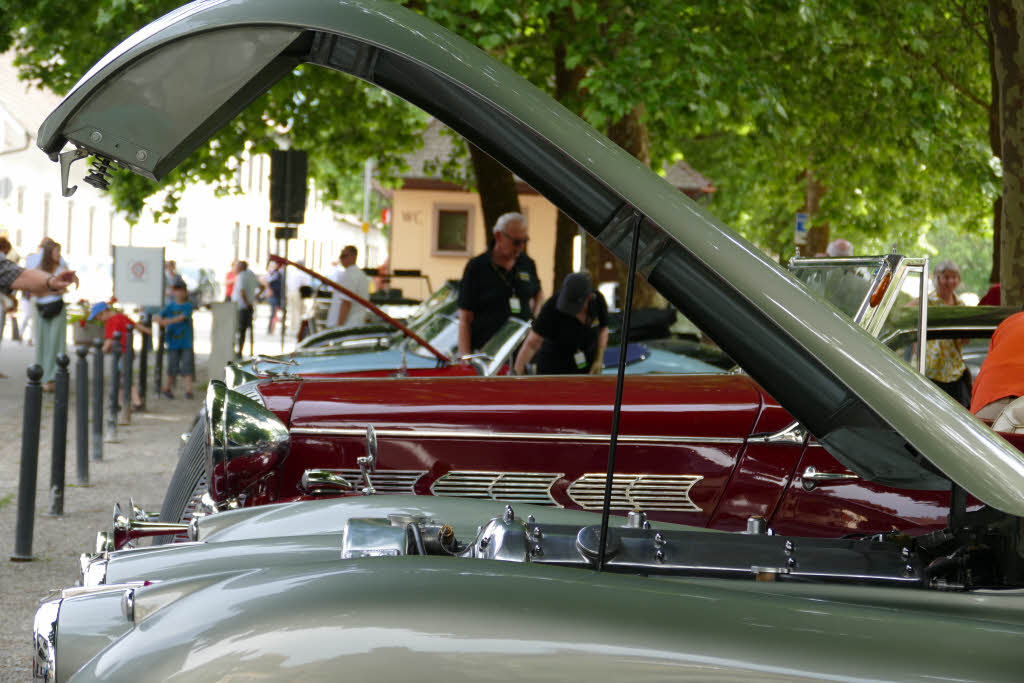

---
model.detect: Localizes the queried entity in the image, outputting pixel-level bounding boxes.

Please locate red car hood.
[283,374,767,437]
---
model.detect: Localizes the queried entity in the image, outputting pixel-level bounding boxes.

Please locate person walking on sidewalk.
[231,260,260,356]
[155,278,195,399]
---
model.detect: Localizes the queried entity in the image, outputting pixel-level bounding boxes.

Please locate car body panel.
[67,557,1024,683]
[60,491,1024,682]
[192,374,960,537]
[67,496,1024,682]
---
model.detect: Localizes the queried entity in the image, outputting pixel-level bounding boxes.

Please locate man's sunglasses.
[501,231,529,247]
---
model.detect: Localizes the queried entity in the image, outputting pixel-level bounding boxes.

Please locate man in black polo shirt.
[457,212,542,356]
[514,271,609,375]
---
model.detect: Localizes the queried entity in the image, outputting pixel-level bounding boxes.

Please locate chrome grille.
[328,469,426,494]
[431,471,563,506]
[567,474,703,511]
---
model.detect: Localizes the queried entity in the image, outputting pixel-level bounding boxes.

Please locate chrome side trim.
[567,474,703,512]
[431,471,564,506]
[290,426,745,445]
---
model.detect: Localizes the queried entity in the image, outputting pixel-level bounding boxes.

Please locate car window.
[405,314,459,359]
[791,264,877,320]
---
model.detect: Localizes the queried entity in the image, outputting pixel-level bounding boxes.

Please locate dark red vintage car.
[137,256,1019,549]
[142,368,1022,551]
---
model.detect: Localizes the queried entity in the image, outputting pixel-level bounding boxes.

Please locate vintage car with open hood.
[31,0,1024,680]
[138,255,1020,548]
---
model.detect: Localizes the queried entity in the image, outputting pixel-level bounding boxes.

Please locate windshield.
[791,264,877,320]
[404,310,459,359]
[405,283,457,335]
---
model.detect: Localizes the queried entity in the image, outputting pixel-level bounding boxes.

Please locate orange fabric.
[971,311,1024,413]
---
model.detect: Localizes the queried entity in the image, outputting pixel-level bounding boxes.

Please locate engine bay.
[338,504,1024,590]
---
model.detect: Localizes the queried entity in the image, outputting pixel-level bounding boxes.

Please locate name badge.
[509,297,522,314]
[574,350,587,369]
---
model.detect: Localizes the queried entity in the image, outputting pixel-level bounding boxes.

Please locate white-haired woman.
[925,260,971,407]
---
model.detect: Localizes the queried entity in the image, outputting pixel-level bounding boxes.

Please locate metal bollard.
[138,314,150,406]
[122,324,135,424]
[74,345,90,485]
[45,354,71,517]
[91,338,104,460]
[106,331,121,443]
[154,324,165,398]
[12,364,44,561]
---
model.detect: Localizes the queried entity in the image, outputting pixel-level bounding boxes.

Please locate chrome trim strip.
[290,426,745,445]
[567,474,703,512]
[315,469,426,494]
[431,471,564,506]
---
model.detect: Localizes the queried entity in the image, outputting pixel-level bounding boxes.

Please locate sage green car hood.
[36,0,1024,513]
[69,557,1024,682]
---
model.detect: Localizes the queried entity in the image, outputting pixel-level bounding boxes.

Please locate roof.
[662,160,715,195]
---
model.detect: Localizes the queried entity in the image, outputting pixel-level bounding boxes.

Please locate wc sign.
[113,246,164,306]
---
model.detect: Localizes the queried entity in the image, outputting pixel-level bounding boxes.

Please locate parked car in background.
[33,2,1024,681]
[295,280,459,349]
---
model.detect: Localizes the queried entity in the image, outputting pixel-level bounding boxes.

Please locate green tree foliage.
[1,0,1004,289]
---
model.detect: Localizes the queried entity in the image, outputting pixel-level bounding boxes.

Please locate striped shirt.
[0,259,23,295]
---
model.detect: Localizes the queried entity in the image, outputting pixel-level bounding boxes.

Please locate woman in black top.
[514,272,609,375]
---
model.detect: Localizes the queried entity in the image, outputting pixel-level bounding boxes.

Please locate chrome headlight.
[33,598,60,681]
[206,380,288,463]
[205,380,289,499]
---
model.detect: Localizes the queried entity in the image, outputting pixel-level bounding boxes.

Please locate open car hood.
[37,0,1024,514]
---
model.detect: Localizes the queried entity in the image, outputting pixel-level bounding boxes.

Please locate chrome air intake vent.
[327,469,426,494]
[567,474,704,511]
[231,380,267,405]
[431,471,563,506]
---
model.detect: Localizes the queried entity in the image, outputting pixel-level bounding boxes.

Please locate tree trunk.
[552,36,586,287]
[990,0,1024,307]
[804,174,830,257]
[591,103,665,308]
[467,143,520,251]
[987,10,1003,288]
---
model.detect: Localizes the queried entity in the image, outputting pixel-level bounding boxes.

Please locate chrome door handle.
[801,466,859,491]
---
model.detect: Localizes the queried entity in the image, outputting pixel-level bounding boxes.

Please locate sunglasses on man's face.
[501,231,529,247]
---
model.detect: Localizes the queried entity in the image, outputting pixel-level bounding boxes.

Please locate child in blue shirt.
[156,279,195,399]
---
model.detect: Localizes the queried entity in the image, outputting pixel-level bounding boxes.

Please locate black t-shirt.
[532,289,609,374]
[458,251,540,350]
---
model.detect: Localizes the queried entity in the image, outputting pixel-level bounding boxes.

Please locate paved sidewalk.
[0,340,202,680]
[0,305,299,680]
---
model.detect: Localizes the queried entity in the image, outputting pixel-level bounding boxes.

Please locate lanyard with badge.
[492,262,521,314]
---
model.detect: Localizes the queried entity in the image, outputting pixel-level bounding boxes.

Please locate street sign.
[795,212,809,245]
[113,246,164,306]
[274,226,298,240]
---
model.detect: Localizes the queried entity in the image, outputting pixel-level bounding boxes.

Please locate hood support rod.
[596,210,643,572]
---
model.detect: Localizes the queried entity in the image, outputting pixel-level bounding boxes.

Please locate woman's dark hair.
[40,240,61,273]
[0,236,11,254]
